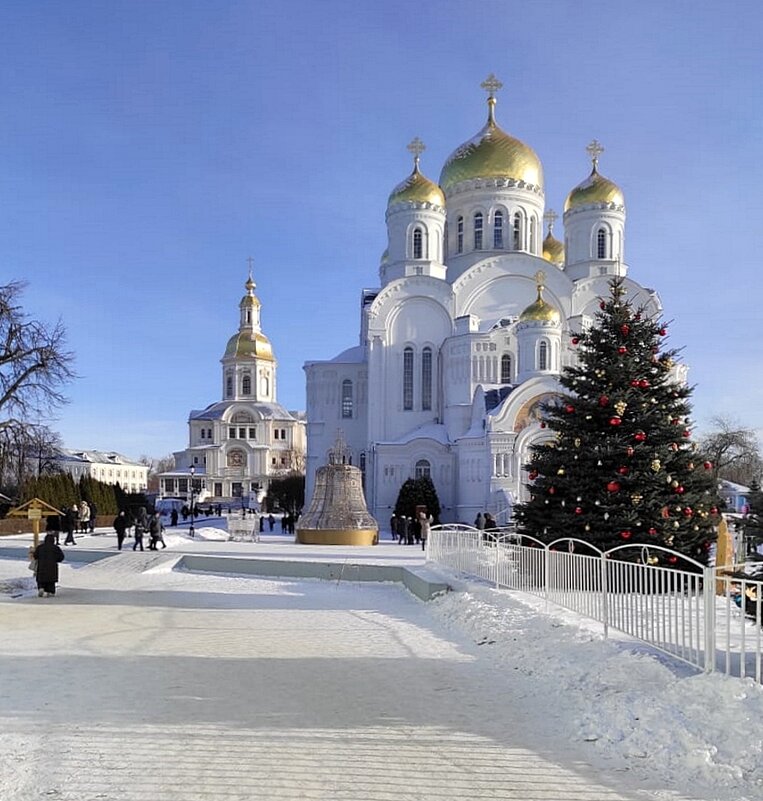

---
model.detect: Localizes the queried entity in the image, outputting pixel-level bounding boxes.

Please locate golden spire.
[481,73,503,125]
[519,269,560,323]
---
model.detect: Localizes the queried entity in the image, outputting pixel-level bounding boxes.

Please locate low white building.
[158,273,306,507]
[53,449,149,493]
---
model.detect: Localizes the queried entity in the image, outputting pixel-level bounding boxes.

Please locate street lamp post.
[189,465,196,538]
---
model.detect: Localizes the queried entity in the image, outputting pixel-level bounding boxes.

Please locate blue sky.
[2,0,762,460]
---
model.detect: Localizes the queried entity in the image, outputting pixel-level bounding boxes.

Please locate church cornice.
[385,200,446,219]
[443,176,544,199]
[563,200,625,216]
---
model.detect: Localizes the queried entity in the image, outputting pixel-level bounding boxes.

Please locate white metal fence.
[427,525,763,683]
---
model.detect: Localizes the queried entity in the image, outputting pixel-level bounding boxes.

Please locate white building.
[305,76,666,525]
[159,274,306,506]
[53,449,149,493]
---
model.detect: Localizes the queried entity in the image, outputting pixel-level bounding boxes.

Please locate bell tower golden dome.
[565,139,624,212]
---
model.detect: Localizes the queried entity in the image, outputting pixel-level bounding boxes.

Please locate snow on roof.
[328,345,365,364]
[719,479,750,494]
[379,422,451,447]
[189,401,299,422]
[56,449,146,467]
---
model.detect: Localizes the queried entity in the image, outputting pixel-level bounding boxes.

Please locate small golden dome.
[542,231,564,265]
[388,165,445,208]
[564,140,624,212]
[520,270,560,323]
[439,95,543,192]
[224,331,274,361]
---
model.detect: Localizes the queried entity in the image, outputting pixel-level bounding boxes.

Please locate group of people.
[43,501,99,546]
[474,512,497,534]
[113,507,166,551]
[278,513,297,535]
[389,512,433,550]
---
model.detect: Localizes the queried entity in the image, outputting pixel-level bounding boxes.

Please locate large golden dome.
[224,331,274,361]
[565,141,624,212]
[519,271,560,323]
[439,95,543,193]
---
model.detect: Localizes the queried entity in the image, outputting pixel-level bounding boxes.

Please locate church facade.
[158,275,306,507]
[304,76,667,525]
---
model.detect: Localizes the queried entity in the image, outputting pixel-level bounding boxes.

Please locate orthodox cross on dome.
[543,209,558,234]
[246,256,256,291]
[480,73,503,98]
[534,269,547,293]
[586,139,604,170]
[407,137,425,170]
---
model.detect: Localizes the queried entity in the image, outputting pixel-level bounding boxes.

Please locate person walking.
[133,506,148,551]
[268,514,275,531]
[78,500,90,534]
[34,533,65,597]
[89,502,98,533]
[419,511,433,552]
[389,514,398,541]
[64,505,77,545]
[474,512,485,531]
[397,515,408,545]
[45,514,61,545]
[113,510,128,550]
[170,508,178,527]
[148,511,166,550]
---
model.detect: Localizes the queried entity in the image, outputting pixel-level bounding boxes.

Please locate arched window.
[242,375,251,395]
[412,227,423,259]
[403,347,414,410]
[529,216,537,253]
[341,379,353,419]
[538,341,548,371]
[456,216,464,253]
[513,212,523,250]
[226,375,233,398]
[415,459,431,479]
[597,227,608,259]
[421,347,432,411]
[493,210,504,248]
[501,353,512,383]
[474,212,483,250]
[261,375,269,396]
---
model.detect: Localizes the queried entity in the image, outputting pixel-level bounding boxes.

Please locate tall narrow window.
[403,347,414,410]
[493,210,504,248]
[261,375,269,396]
[501,353,512,383]
[226,375,233,398]
[341,379,353,418]
[242,375,251,395]
[529,216,537,252]
[474,212,483,250]
[513,212,523,250]
[415,459,431,479]
[421,347,432,411]
[539,341,548,371]
[597,227,608,259]
[456,216,464,253]
[412,227,423,259]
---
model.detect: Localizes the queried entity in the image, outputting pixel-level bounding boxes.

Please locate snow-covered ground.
[0,536,761,800]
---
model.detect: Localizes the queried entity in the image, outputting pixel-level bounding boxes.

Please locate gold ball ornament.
[651,459,661,472]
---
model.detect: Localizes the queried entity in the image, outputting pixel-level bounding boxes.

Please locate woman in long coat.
[34,533,65,597]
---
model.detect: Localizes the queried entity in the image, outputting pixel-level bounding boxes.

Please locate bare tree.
[0,281,75,433]
[0,423,62,494]
[140,453,176,493]
[699,416,763,486]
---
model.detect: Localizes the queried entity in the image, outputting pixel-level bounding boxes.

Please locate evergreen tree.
[515,278,719,563]
[394,476,441,523]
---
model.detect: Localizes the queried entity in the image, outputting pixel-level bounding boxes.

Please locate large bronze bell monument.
[297,434,378,546]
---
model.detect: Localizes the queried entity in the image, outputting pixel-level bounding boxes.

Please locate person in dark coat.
[63,506,77,545]
[133,506,148,551]
[389,514,398,541]
[148,511,166,550]
[113,511,128,550]
[89,502,98,533]
[170,508,178,527]
[34,533,65,597]
[397,515,408,544]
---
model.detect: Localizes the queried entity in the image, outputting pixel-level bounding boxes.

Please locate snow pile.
[161,525,229,545]
[430,584,763,797]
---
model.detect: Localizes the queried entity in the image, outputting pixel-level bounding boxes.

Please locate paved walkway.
[0,558,694,801]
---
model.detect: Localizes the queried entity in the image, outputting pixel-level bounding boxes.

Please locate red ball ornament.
[540,421,546,429]
[638,379,650,388]
[648,527,658,536]
[618,346,627,355]
[617,465,629,475]
[607,480,621,493]
[620,324,630,335]
[633,431,647,442]
[660,328,668,336]
[626,446,634,457]
[635,313,642,321]
[703,461,713,470]
[529,470,538,481]
[668,555,678,565]
[599,301,606,310]
[710,506,719,515]
[565,404,575,414]
[620,530,632,540]
[630,379,640,387]
[598,395,609,407]
[683,430,691,438]
[574,507,583,515]
[571,336,579,345]
[609,416,622,426]
[682,507,693,517]
[675,485,685,495]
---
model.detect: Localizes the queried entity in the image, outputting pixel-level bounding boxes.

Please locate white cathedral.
[304,75,669,525]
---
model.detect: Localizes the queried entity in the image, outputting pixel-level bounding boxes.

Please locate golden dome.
[388,138,445,208]
[520,271,560,323]
[542,231,564,265]
[224,331,274,361]
[564,141,624,212]
[439,96,543,192]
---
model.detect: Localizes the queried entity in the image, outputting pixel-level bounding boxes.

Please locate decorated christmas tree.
[515,277,719,562]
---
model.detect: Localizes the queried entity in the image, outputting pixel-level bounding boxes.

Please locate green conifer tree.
[515,278,719,563]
